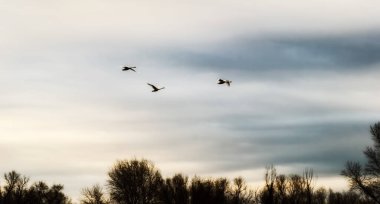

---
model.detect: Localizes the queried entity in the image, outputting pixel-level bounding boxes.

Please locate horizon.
[1,0,380,202]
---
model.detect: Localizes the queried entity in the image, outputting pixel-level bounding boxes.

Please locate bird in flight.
[218,79,232,86]
[147,83,165,92]
[122,66,137,72]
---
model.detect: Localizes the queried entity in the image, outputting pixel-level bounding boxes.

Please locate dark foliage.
[100,159,371,204]
[160,174,189,204]
[0,171,71,204]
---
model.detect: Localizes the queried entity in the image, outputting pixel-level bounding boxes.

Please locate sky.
[1,0,380,201]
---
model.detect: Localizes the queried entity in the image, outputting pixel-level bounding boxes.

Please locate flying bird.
[218,79,232,86]
[147,83,165,92]
[122,66,136,72]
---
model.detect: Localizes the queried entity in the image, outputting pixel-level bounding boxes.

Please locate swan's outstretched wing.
[122,66,137,71]
[147,83,159,91]
[147,83,156,88]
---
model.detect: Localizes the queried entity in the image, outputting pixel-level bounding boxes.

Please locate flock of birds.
[122,66,232,92]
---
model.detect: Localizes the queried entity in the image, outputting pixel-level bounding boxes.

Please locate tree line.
[1,122,379,204]
[0,171,71,204]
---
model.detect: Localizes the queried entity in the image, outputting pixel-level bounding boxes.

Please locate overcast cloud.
[1,0,380,201]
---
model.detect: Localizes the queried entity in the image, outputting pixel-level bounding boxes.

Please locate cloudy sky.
[1,0,380,201]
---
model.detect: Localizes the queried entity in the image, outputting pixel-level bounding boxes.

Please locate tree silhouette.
[303,168,314,204]
[261,166,276,204]
[342,122,380,204]
[80,184,109,204]
[230,177,254,204]
[107,159,163,204]
[287,174,305,204]
[313,187,327,204]
[213,178,229,204]
[189,176,214,204]
[0,171,71,204]
[274,174,287,204]
[160,173,189,204]
[26,181,49,204]
[44,184,70,204]
[327,189,373,204]
[1,171,29,203]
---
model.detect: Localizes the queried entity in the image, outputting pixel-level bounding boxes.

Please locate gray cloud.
[151,32,380,77]
[150,119,372,180]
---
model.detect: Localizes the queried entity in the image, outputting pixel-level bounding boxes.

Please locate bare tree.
[342,122,380,204]
[230,177,254,204]
[26,181,49,204]
[107,159,163,204]
[161,173,189,204]
[2,171,29,203]
[261,166,277,204]
[213,178,229,204]
[0,171,71,204]
[313,187,327,204]
[287,174,304,204]
[327,189,372,204]
[45,184,72,204]
[303,168,314,204]
[189,176,214,204]
[80,184,109,204]
[275,175,287,204]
